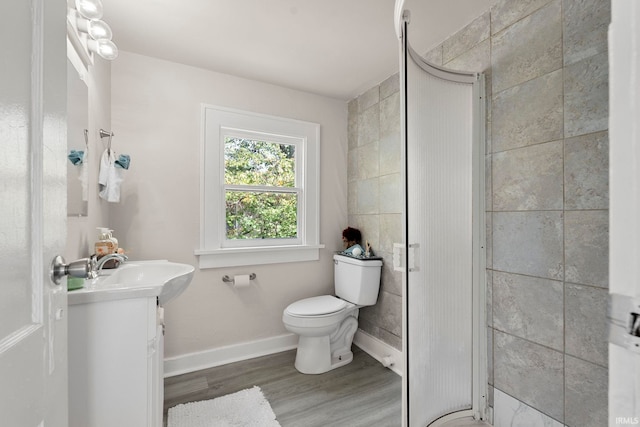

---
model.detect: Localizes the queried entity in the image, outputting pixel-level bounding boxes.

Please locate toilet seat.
[283,295,356,330]
[285,295,347,317]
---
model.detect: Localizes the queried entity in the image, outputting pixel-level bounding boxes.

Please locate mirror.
[67,58,88,217]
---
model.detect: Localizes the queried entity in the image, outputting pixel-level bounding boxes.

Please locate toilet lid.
[286,295,347,316]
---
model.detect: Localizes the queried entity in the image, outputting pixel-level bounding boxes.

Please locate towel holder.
[99,129,114,138]
[222,273,256,283]
[99,129,114,152]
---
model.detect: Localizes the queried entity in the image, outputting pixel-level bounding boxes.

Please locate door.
[608,0,640,424]
[0,0,68,426]
[398,14,487,426]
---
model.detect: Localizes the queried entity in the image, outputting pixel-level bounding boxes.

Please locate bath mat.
[167,385,281,427]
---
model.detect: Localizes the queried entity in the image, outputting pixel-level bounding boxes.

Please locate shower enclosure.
[395,6,487,427]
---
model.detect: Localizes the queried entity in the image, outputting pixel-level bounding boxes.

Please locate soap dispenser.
[95,227,115,258]
[108,229,118,253]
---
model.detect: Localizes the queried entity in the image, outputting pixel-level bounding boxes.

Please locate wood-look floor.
[164,346,402,427]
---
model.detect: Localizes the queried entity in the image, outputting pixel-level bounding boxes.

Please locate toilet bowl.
[282,254,382,374]
[283,295,359,374]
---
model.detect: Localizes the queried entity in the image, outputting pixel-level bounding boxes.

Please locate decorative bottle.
[95,227,115,258]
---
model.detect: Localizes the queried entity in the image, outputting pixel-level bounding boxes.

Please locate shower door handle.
[407,243,419,272]
[393,243,419,272]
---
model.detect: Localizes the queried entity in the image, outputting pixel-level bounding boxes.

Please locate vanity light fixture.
[76,18,113,40]
[68,0,118,62]
[74,0,103,20]
[87,39,119,61]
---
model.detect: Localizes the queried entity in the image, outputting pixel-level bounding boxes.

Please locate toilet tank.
[334,254,382,306]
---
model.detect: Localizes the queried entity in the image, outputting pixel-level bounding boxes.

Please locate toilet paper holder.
[222,273,256,284]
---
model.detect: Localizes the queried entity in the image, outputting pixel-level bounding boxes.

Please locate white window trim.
[196,104,324,268]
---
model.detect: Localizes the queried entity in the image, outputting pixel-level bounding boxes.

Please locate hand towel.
[98,149,124,203]
[115,154,130,170]
[67,150,84,165]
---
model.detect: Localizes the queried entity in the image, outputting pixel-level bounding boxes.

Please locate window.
[196,105,323,268]
[224,133,299,244]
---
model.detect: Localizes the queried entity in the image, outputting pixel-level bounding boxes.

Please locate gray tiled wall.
[347,0,610,425]
[347,74,403,351]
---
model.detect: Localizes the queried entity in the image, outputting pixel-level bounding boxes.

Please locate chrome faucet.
[87,256,98,279]
[92,253,128,274]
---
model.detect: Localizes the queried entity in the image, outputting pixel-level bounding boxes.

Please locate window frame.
[196,104,323,268]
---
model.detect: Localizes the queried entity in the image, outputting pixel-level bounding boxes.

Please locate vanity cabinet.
[68,294,163,427]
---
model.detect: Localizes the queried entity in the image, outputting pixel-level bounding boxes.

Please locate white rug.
[167,386,281,427]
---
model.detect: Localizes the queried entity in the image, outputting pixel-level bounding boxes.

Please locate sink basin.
[68,260,195,305]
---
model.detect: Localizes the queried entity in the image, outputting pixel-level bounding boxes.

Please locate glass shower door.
[400,18,487,426]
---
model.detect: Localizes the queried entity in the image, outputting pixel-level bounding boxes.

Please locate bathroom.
[1,0,633,425]
[76,0,611,424]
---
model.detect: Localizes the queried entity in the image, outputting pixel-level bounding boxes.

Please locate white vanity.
[68,260,194,427]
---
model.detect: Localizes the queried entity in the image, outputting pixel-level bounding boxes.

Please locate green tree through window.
[224,137,298,240]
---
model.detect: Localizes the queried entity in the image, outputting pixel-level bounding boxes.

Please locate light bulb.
[75,0,103,20]
[77,18,112,40]
[87,39,118,61]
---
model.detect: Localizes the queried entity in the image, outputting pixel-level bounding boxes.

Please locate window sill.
[195,244,325,269]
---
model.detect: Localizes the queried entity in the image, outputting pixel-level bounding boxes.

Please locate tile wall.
[347,0,610,425]
[347,74,403,350]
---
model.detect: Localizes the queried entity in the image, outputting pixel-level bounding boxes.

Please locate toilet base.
[292,314,359,374]
[331,350,354,370]
[294,335,354,374]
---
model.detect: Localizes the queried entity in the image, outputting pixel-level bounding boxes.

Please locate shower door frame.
[399,16,488,427]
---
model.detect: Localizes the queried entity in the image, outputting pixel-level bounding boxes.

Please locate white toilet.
[283,254,382,374]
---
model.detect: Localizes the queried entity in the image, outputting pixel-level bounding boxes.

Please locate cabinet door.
[69,298,155,426]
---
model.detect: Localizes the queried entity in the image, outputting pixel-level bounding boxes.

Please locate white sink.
[68,260,195,305]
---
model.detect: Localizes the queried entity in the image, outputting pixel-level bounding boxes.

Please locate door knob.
[50,255,94,285]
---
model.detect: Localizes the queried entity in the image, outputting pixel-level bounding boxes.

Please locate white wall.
[609,0,640,422]
[110,51,348,359]
[65,58,112,261]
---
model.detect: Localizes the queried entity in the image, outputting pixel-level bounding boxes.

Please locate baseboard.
[164,333,298,378]
[353,329,404,377]
[164,330,404,378]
